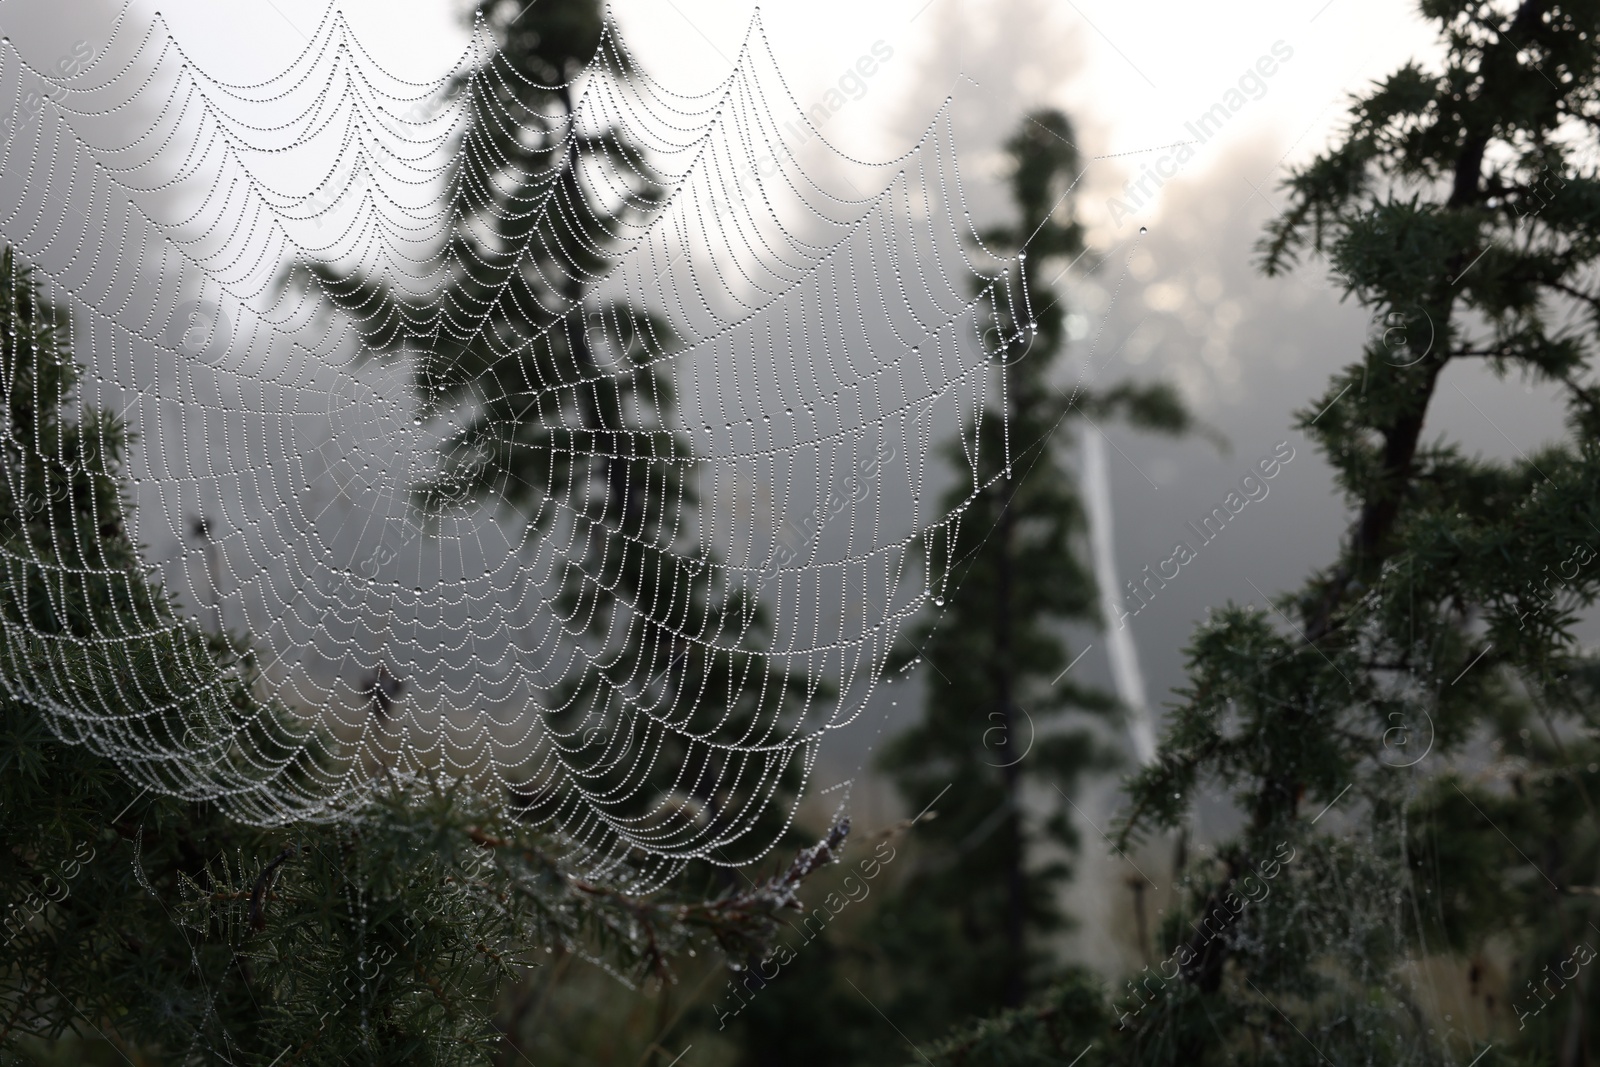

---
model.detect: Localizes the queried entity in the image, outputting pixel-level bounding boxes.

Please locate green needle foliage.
[916,975,1110,1067]
[1106,0,1600,1062]
[0,248,828,1066]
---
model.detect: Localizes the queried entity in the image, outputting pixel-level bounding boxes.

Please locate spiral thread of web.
[0,4,1030,878]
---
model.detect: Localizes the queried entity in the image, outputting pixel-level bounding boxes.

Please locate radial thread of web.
[0,4,1039,881]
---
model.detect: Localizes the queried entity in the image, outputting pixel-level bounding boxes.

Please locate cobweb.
[0,3,1036,878]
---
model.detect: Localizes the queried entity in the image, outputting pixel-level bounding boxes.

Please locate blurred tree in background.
[867,107,1193,1026]
[727,108,1197,1065]
[293,0,821,892]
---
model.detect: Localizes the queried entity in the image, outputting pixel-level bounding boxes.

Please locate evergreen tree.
[919,975,1110,1066]
[294,0,819,879]
[871,107,1193,1028]
[0,247,830,1066]
[1102,1,1600,1062]
[726,110,1197,1065]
